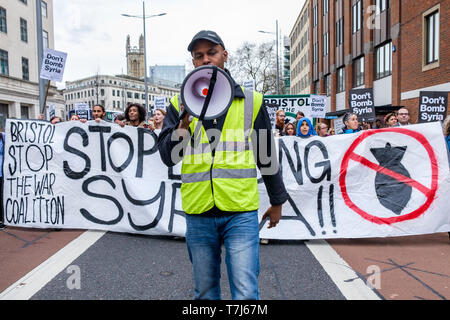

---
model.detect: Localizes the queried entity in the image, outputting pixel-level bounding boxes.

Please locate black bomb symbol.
[370,143,412,215]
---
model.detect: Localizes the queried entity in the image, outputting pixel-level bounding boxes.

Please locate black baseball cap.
[187,30,225,52]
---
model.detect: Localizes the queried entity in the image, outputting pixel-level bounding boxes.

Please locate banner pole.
[41,80,51,116]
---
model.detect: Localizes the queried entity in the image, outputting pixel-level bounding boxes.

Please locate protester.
[283,122,296,136]
[157,30,288,300]
[150,108,166,135]
[444,115,450,238]
[361,122,372,130]
[397,107,411,126]
[315,122,329,137]
[92,104,106,122]
[70,114,87,123]
[375,119,383,129]
[124,103,149,128]
[293,111,305,130]
[275,109,286,137]
[328,127,335,136]
[341,112,360,134]
[296,118,317,138]
[384,112,398,127]
[114,113,126,127]
[444,115,450,159]
[50,116,62,124]
[0,130,5,229]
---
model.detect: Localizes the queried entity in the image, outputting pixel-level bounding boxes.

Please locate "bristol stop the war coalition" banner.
[3,119,449,239]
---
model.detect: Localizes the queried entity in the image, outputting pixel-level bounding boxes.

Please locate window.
[336,18,343,46]
[313,5,318,27]
[0,7,6,33]
[323,0,329,14]
[325,74,331,96]
[375,0,389,14]
[353,56,364,87]
[323,32,329,56]
[313,42,318,63]
[337,67,345,93]
[22,57,29,80]
[19,0,27,4]
[375,42,392,79]
[43,30,49,49]
[21,106,29,119]
[41,1,47,18]
[425,10,439,64]
[0,49,8,76]
[100,89,105,96]
[134,92,139,99]
[352,0,362,33]
[20,18,27,42]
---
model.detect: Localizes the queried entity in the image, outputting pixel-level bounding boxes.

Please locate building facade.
[282,36,291,94]
[308,0,449,125]
[0,0,64,128]
[63,74,179,120]
[150,65,185,87]
[290,0,311,95]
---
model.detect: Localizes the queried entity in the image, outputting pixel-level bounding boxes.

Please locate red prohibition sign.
[339,127,439,225]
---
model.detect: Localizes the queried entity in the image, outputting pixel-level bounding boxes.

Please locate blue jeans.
[185,210,260,300]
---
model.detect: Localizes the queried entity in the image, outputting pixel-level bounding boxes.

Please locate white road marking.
[0,230,106,300]
[305,239,381,300]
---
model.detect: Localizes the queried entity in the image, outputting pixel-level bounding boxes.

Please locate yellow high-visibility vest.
[171,88,263,214]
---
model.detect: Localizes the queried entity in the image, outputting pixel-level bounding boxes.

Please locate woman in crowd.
[283,122,296,136]
[328,127,335,136]
[296,118,317,138]
[92,104,106,122]
[384,112,398,127]
[361,121,372,130]
[70,114,87,123]
[315,122,329,137]
[123,103,148,128]
[150,108,166,135]
[341,112,360,134]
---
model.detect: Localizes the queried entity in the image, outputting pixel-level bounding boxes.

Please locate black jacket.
[157,73,289,215]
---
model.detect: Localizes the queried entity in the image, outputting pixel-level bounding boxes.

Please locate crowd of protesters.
[273,107,436,138]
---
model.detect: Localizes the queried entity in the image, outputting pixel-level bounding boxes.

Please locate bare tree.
[227,41,280,95]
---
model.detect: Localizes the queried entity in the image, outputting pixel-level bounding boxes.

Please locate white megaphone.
[180,65,234,121]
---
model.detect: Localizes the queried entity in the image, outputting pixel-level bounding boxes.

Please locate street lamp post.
[258,19,280,95]
[122,2,166,116]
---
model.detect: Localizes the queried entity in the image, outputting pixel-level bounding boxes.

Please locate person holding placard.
[384,112,398,127]
[123,103,149,129]
[149,108,166,135]
[296,118,317,138]
[92,104,106,122]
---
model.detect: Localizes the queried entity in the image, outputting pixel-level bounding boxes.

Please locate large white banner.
[3,119,450,239]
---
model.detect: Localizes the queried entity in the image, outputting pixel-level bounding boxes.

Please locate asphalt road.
[30,232,345,300]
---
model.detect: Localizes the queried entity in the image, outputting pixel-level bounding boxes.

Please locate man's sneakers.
[0,222,5,230]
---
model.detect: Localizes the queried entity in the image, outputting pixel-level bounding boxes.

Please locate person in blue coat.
[296,117,317,138]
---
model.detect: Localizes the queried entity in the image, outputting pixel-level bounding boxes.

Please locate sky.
[53,0,306,89]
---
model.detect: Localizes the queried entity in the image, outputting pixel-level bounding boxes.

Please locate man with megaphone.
[158,30,288,300]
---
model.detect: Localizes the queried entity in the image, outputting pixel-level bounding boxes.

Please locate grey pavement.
[31,231,345,300]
